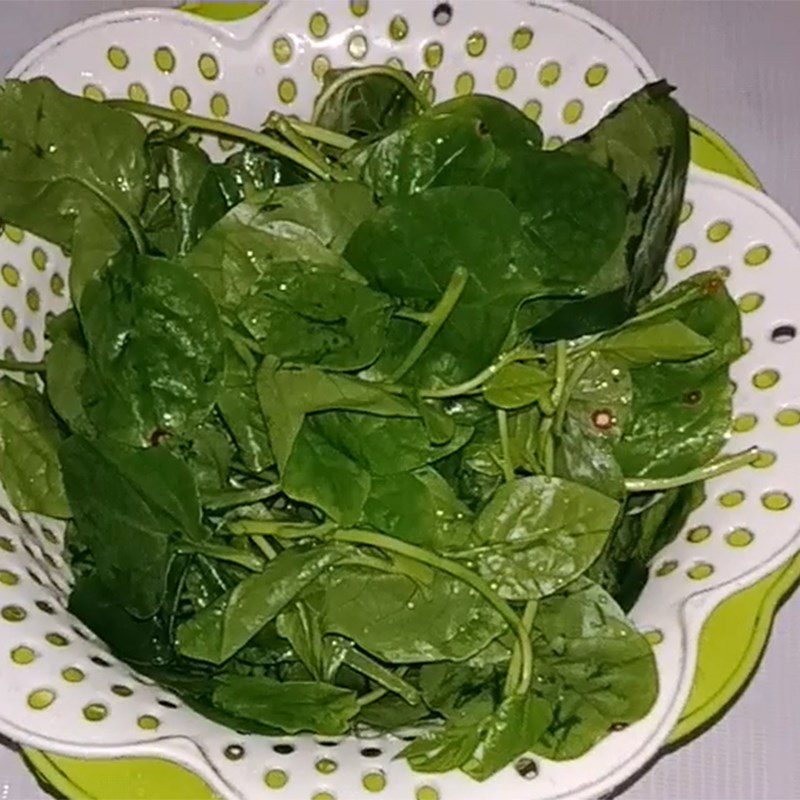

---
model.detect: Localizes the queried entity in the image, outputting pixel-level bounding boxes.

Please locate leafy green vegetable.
[79,252,225,445]
[530,579,658,759]
[563,80,690,306]
[237,263,392,370]
[483,362,553,410]
[362,467,472,550]
[59,435,203,617]
[614,272,742,478]
[302,565,507,662]
[177,545,346,664]
[465,476,619,599]
[0,78,147,299]
[345,185,557,384]
[216,342,274,473]
[0,69,745,781]
[44,311,91,435]
[213,676,360,735]
[0,376,69,517]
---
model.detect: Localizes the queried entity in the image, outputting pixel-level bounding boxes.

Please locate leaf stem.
[624,447,759,492]
[418,347,544,399]
[504,600,537,695]
[550,340,568,410]
[497,410,515,483]
[251,535,277,561]
[0,359,45,374]
[311,66,432,125]
[391,266,468,381]
[554,353,594,434]
[284,118,357,150]
[265,112,350,181]
[104,98,333,180]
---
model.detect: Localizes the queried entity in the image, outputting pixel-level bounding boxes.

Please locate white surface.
[0,2,799,799]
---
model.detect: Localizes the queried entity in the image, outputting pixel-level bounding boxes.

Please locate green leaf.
[44,311,92,435]
[79,252,225,446]
[315,68,421,139]
[0,376,69,517]
[483,362,553,409]
[252,183,376,254]
[303,565,507,663]
[400,724,483,773]
[461,693,553,781]
[614,272,742,478]
[68,572,173,665]
[59,435,203,617]
[419,662,501,726]
[417,399,456,444]
[168,422,232,495]
[0,78,146,298]
[345,186,557,385]
[180,200,356,310]
[467,476,619,600]
[596,319,713,365]
[530,578,658,759]
[212,676,360,735]
[220,145,307,200]
[339,642,422,706]
[216,342,273,473]
[176,545,346,664]
[237,263,392,371]
[588,483,705,609]
[562,80,690,305]
[259,362,452,524]
[353,94,543,198]
[362,467,472,550]
[357,694,431,730]
[554,356,631,498]
[143,135,230,258]
[276,601,328,680]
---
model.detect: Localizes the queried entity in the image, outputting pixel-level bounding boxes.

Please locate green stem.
[497,410,515,483]
[176,541,263,571]
[203,483,282,511]
[0,359,45,374]
[624,447,759,493]
[285,118,356,150]
[395,307,432,324]
[228,519,331,540]
[550,340,568,410]
[391,266,468,381]
[417,347,544,399]
[104,98,332,180]
[266,112,350,181]
[251,535,277,561]
[311,66,432,125]
[504,600,537,695]
[554,354,594,434]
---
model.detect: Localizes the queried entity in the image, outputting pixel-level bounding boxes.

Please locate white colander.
[1,2,799,799]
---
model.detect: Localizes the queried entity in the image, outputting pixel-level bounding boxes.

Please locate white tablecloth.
[1,2,799,798]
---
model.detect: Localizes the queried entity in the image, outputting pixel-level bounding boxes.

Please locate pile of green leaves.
[0,68,752,779]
